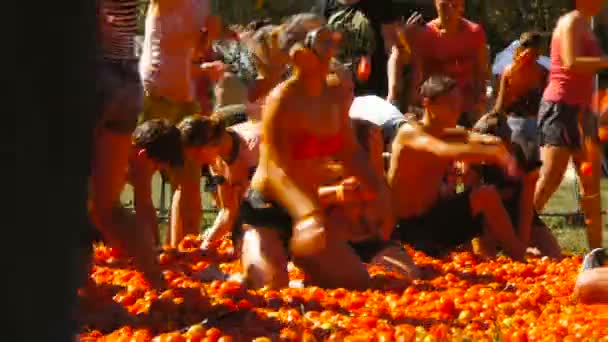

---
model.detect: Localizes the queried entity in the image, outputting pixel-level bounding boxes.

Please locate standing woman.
[534,0,608,249]
[139,0,220,246]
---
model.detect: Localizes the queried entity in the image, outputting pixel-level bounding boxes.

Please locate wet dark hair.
[520,31,543,49]
[132,119,184,167]
[178,114,226,148]
[278,13,325,52]
[419,75,458,100]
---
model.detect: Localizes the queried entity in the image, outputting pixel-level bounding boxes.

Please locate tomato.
[356,56,371,81]
[580,162,593,176]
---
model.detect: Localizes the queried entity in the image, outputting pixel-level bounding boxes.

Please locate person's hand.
[200,61,228,81]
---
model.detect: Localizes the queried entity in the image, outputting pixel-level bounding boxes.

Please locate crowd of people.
[92,0,608,306]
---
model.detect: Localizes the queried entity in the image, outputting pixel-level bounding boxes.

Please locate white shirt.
[348,95,404,127]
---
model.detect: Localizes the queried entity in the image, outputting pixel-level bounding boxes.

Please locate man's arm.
[393,125,513,166]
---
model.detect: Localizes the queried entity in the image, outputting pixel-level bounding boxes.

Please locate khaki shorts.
[141,91,200,125]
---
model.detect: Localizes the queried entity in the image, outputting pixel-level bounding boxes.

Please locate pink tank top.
[414,19,487,113]
[543,25,602,108]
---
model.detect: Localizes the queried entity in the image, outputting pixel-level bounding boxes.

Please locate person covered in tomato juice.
[238,14,396,290]
[406,0,489,128]
[574,248,608,304]
[387,75,527,260]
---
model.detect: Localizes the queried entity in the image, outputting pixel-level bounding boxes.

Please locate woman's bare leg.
[241,226,289,290]
[534,145,571,211]
[573,138,604,249]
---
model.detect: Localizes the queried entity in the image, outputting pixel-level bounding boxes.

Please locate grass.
[539,164,608,255]
[119,163,607,254]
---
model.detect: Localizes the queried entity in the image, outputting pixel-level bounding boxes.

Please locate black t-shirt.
[324,0,399,97]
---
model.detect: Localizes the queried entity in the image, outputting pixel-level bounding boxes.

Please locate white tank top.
[139,0,209,102]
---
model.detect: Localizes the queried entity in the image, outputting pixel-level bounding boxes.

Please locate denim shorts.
[97,59,143,133]
[507,116,540,165]
[537,100,599,150]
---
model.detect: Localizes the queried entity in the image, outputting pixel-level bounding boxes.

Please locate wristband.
[336,184,345,202]
[296,209,323,225]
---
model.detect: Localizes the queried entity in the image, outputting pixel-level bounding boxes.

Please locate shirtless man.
[388,75,526,260]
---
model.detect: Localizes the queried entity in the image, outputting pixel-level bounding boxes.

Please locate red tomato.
[357,56,371,81]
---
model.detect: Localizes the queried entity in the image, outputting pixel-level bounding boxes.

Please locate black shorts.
[238,189,293,248]
[537,100,599,149]
[392,190,484,256]
[239,189,396,262]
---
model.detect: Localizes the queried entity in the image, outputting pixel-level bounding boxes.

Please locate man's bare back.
[388,122,451,218]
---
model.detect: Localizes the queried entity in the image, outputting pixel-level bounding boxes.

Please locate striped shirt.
[98,0,139,60]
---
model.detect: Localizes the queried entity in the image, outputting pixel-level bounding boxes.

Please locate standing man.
[408,0,489,127]
[324,0,405,106]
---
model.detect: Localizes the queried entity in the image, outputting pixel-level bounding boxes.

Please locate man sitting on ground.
[387,75,526,260]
